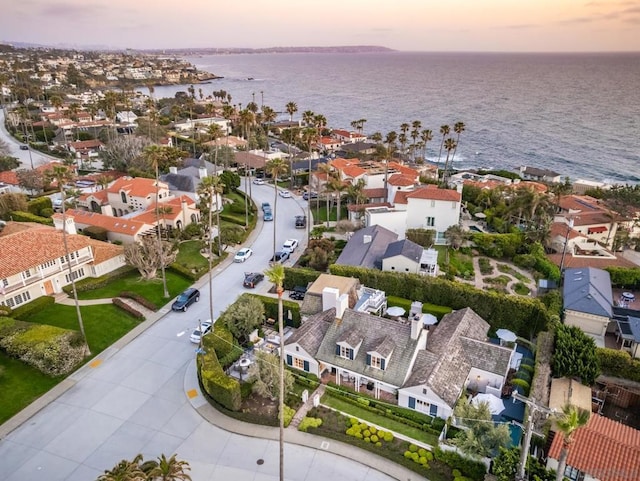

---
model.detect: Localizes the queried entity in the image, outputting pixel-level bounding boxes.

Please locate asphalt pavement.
[0,179,415,480]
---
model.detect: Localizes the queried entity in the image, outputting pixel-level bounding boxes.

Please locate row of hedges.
[433,446,487,481]
[282,267,321,290]
[250,294,301,328]
[118,291,157,312]
[11,295,55,320]
[325,382,445,436]
[387,295,452,319]
[605,266,640,289]
[597,348,640,383]
[112,298,144,320]
[0,316,85,376]
[328,265,551,338]
[169,262,206,282]
[9,210,54,226]
[27,196,53,217]
[65,265,136,294]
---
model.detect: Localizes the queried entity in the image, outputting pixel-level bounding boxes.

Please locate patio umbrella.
[421,314,438,326]
[386,306,406,317]
[496,328,517,343]
[472,393,505,415]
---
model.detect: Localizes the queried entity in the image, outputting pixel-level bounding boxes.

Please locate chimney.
[411,315,422,340]
[169,166,178,174]
[322,287,340,312]
[336,293,349,320]
[199,167,207,179]
[363,234,372,244]
[53,213,77,235]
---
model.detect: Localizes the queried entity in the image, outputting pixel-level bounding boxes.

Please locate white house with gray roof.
[336,225,398,270]
[398,308,514,419]
[563,267,613,346]
[381,238,425,275]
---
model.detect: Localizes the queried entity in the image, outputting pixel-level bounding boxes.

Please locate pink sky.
[2,0,639,51]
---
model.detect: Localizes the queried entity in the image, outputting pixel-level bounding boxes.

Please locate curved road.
[0,139,405,480]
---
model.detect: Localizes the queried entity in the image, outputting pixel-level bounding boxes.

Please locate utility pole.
[559,216,576,277]
[512,390,555,481]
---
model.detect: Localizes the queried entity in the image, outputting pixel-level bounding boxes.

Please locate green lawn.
[321,393,440,446]
[19,303,141,355]
[76,270,192,309]
[175,240,208,271]
[0,351,62,424]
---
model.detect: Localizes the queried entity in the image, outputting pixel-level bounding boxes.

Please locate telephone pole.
[512,390,555,481]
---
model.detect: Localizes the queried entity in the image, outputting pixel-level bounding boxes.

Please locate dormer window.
[366,353,386,370]
[336,344,354,360]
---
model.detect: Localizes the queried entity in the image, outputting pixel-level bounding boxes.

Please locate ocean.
[146,52,640,184]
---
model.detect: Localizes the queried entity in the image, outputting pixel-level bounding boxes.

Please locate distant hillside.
[142,46,396,55]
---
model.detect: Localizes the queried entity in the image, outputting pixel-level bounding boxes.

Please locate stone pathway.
[470,257,538,297]
[289,384,326,430]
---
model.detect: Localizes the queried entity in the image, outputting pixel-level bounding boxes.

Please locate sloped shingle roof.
[335,225,398,269]
[383,239,423,263]
[563,267,613,317]
[285,308,335,356]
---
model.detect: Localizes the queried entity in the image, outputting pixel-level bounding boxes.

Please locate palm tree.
[329,176,347,223]
[437,124,450,177]
[442,138,457,184]
[420,129,433,163]
[554,404,590,481]
[285,101,298,122]
[206,123,224,169]
[450,121,466,164]
[97,454,145,481]
[148,453,192,481]
[264,263,286,481]
[384,131,397,195]
[46,165,90,356]
[144,145,170,298]
[265,158,288,257]
[302,126,317,238]
[410,120,422,162]
[317,162,334,227]
[302,110,315,127]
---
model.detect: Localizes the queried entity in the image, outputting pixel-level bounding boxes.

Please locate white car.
[282,239,299,253]
[278,190,292,198]
[253,178,265,185]
[190,320,213,344]
[234,247,253,262]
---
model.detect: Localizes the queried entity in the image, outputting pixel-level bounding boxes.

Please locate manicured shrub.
[371,434,379,443]
[434,446,486,481]
[9,210,53,225]
[197,348,241,411]
[118,291,158,311]
[112,298,144,320]
[298,416,322,432]
[280,405,296,428]
[11,295,55,320]
[409,444,419,453]
[27,196,52,216]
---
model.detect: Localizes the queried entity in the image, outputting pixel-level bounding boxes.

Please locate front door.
[43,280,54,295]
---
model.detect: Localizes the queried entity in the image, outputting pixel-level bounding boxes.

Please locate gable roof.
[65,209,150,235]
[336,224,398,269]
[548,414,640,481]
[388,173,415,187]
[285,308,335,356]
[107,176,166,197]
[316,308,420,387]
[563,267,613,317]
[404,308,512,408]
[383,239,423,263]
[406,185,461,202]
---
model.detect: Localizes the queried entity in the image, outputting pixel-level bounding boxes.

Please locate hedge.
[27,196,52,216]
[328,265,551,339]
[597,348,640,383]
[11,295,55,320]
[0,317,85,376]
[605,266,640,289]
[433,446,486,481]
[387,295,452,319]
[82,225,109,242]
[112,298,145,320]
[197,346,241,411]
[9,210,54,226]
[168,262,205,282]
[282,267,321,291]
[118,291,158,312]
[65,265,136,294]
[251,294,301,328]
[202,322,236,360]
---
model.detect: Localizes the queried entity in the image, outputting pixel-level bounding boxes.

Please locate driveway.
[0,183,404,481]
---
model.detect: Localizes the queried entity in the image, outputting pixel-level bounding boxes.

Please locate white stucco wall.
[382,255,419,274]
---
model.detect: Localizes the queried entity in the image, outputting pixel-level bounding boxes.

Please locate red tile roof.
[64,209,150,235]
[363,187,387,199]
[548,414,640,481]
[406,185,461,202]
[342,165,367,177]
[388,173,415,187]
[107,177,166,198]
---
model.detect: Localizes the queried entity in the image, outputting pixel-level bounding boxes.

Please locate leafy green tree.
[452,396,511,458]
[491,447,556,481]
[248,351,294,402]
[405,228,436,247]
[0,156,19,171]
[220,294,264,344]
[0,193,27,219]
[124,236,178,281]
[219,224,244,251]
[219,170,240,193]
[552,324,600,385]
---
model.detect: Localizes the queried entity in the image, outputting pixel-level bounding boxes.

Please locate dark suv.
[243,272,264,288]
[171,288,200,312]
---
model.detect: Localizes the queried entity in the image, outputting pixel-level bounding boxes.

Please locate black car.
[269,251,290,264]
[243,272,264,288]
[302,192,318,201]
[289,286,307,300]
[171,288,200,312]
[295,215,306,229]
[19,144,29,150]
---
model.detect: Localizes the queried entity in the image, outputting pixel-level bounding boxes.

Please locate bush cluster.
[248,293,301,328]
[197,344,241,411]
[597,347,640,383]
[112,298,145,320]
[8,210,54,226]
[280,405,296,428]
[345,418,394,448]
[169,262,206,282]
[433,446,486,481]
[282,267,321,291]
[403,443,433,468]
[27,196,53,217]
[298,416,323,432]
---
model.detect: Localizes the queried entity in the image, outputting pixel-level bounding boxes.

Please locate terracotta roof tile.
[64,209,150,235]
[388,173,415,187]
[107,177,166,198]
[406,185,461,202]
[342,165,367,177]
[548,414,640,481]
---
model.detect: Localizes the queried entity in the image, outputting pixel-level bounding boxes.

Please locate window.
[340,346,353,359]
[426,217,435,227]
[2,278,8,288]
[22,270,32,280]
[430,200,435,207]
[294,358,304,370]
[563,465,584,481]
[121,191,127,203]
[370,356,382,369]
[65,268,85,283]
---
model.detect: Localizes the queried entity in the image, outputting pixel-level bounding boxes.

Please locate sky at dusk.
[2,0,639,52]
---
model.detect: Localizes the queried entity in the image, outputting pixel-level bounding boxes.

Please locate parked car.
[279,190,292,198]
[190,320,213,344]
[253,178,265,185]
[261,202,271,212]
[234,247,253,263]
[243,272,264,288]
[269,251,290,264]
[19,144,29,150]
[302,192,318,201]
[282,239,299,253]
[171,288,200,312]
[264,210,273,221]
[289,286,307,300]
[295,215,306,228]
